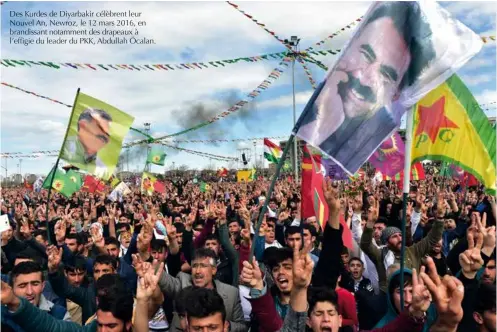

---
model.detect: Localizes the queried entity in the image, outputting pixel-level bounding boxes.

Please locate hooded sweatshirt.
[374,268,437,331]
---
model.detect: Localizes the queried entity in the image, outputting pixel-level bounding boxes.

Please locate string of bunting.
[0,48,342,72]
[296,56,317,89]
[306,16,363,52]
[125,56,291,146]
[1,82,72,108]
[159,142,239,161]
[1,154,59,159]
[1,136,287,157]
[160,135,286,144]
[2,58,289,150]
[1,50,294,72]
[226,1,290,49]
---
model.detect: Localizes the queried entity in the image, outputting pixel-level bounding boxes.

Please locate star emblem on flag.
[54,180,64,190]
[70,176,76,183]
[416,96,459,143]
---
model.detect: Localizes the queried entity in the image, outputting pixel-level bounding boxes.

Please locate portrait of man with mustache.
[296,1,436,173]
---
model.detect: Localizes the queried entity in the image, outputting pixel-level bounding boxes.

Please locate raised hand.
[292,246,314,289]
[240,258,263,290]
[420,257,464,330]
[54,220,66,245]
[20,219,32,240]
[90,226,105,249]
[436,191,447,218]
[352,195,363,213]
[410,267,431,317]
[459,230,484,278]
[47,245,63,273]
[1,280,19,310]
[323,177,340,216]
[136,259,164,301]
[132,254,147,278]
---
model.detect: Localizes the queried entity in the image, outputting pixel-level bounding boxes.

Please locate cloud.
[257,90,313,110]
[475,89,497,105]
[1,1,495,174]
[460,73,495,87]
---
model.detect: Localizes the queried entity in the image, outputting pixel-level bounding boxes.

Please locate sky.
[1,1,496,177]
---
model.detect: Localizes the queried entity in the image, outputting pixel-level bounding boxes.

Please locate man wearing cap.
[360,196,445,292]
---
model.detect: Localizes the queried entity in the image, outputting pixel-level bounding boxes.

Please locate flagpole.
[399,105,415,308]
[249,134,295,262]
[45,88,80,245]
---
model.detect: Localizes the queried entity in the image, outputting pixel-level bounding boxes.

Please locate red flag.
[464,172,479,187]
[301,145,353,249]
[24,179,33,191]
[217,168,228,177]
[82,175,106,193]
[301,145,318,220]
[153,180,165,194]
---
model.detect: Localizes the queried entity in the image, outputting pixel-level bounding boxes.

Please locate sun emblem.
[378,134,399,155]
[153,155,161,162]
[70,176,77,183]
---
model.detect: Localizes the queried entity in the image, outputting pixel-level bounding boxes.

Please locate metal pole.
[292,55,299,183]
[399,106,415,308]
[249,134,295,262]
[144,123,151,171]
[253,141,257,170]
[19,159,22,178]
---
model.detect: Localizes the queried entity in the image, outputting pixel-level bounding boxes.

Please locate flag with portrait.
[293,1,483,175]
[60,92,134,181]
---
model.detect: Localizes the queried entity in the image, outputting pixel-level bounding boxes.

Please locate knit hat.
[381,226,402,245]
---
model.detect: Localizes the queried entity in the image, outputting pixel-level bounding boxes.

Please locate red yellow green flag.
[411,74,496,194]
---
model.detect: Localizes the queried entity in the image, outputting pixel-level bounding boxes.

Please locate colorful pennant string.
[1,82,72,108]
[306,16,363,52]
[160,135,286,144]
[296,56,317,89]
[0,154,59,159]
[226,1,290,50]
[0,50,291,72]
[1,49,346,72]
[126,56,291,146]
[1,136,287,157]
[2,58,289,147]
[158,143,239,161]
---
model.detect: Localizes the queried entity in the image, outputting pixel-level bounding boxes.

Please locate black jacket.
[343,276,374,295]
[215,252,233,286]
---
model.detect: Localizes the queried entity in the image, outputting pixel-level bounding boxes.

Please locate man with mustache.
[62,108,112,176]
[296,2,435,172]
[157,247,247,331]
[1,261,71,330]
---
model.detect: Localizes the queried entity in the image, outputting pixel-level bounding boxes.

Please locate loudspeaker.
[242,153,248,165]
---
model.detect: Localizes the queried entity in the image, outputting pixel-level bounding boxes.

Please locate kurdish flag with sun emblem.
[66,169,82,190]
[147,147,166,166]
[411,74,496,194]
[42,167,79,198]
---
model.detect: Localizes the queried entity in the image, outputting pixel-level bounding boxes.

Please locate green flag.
[60,92,135,181]
[147,147,166,166]
[66,169,82,189]
[249,167,256,180]
[200,182,210,193]
[42,167,78,198]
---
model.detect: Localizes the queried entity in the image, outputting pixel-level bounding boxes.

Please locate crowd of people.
[0,172,495,332]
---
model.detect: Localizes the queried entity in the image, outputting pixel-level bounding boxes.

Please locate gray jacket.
[279,307,307,332]
[158,271,247,332]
